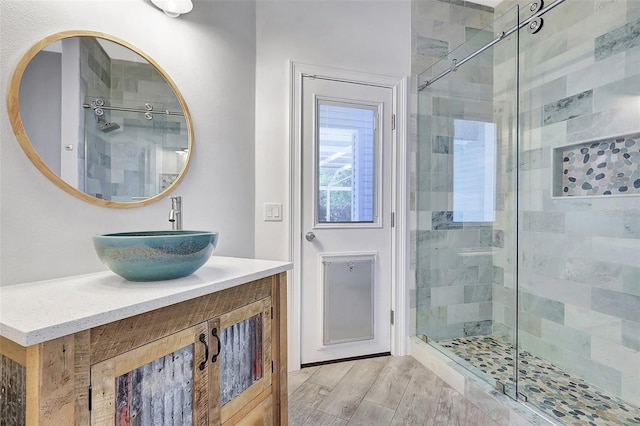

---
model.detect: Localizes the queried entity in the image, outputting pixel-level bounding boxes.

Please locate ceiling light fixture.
[150,0,193,18]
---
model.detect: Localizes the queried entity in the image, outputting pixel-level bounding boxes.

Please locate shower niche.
[552,132,640,197]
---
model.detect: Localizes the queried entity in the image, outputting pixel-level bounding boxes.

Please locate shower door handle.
[305,232,316,242]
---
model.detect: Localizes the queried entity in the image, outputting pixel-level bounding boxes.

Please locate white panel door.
[300,76,393,364]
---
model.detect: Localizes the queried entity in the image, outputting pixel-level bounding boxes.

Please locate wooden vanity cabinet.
[0,273,288,426]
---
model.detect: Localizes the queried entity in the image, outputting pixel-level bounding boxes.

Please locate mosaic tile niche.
[553,133,640,197]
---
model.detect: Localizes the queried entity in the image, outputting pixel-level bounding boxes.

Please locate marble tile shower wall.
[110,59,181,109]
[77,43,185,201]
[493,0,640,406]
[109,60,185,201]
[110,59,183,133]
[411,0,498,341]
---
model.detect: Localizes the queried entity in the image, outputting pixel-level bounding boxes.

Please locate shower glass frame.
[415,4,521,401]
[416,0,640,421]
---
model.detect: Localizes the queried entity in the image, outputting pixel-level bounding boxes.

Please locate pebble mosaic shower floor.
[436,336,640,426]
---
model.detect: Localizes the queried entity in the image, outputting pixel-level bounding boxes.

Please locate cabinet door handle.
[198,333,208,371]
[211,327,221,363]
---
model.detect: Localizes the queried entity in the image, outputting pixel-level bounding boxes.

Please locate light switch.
[264,203,283,221]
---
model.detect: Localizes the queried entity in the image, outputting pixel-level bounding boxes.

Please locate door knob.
[305,232,316,242]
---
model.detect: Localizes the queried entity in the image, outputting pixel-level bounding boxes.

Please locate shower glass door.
[516,0,640,422]
[415,0,640,422]
[82,99,188,202]
[415,5,520,399]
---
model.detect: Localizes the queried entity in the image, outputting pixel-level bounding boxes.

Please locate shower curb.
[409,337,560,426]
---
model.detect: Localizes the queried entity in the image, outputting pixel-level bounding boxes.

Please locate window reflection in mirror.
[15,33,191,206]
[452,119,496,223]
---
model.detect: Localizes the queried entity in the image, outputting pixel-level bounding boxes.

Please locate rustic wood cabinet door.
[90,322,209,426]
[210,297,272,425]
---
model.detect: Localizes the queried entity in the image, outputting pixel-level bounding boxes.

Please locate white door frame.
[288,61,409,371]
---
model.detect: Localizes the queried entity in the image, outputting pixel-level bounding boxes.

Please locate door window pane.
[317,102,376,223]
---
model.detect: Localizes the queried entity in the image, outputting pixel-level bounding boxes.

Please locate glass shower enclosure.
[414,0,640,424]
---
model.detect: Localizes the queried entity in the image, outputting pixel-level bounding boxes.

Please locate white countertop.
[0,256,292,347]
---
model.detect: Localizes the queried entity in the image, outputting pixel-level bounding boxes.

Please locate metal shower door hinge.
[496,381,506,394]
[390,310,395,325]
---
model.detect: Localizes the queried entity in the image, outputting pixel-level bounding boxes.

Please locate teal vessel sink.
[93,231,218,281]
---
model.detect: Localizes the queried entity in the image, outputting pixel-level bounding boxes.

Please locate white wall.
[19,51,62,175]
[0,0,411,286]
[0,0,256,285]
[254,0,412,261]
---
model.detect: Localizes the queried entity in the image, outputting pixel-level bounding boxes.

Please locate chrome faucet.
[169,196,182,230]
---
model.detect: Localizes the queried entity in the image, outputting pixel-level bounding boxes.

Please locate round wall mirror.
[6,31,193,208]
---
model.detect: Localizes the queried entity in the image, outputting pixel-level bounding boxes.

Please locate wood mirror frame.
[6,30,194,208]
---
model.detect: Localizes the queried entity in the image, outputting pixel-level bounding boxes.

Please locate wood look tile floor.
[288,355,500,426]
